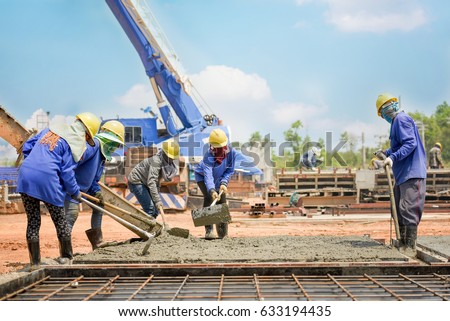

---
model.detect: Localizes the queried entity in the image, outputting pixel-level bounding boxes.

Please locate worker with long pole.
[64,120,125,250]
[375,93,427,256]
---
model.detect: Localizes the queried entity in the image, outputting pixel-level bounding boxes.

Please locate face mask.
[381,102,399,124]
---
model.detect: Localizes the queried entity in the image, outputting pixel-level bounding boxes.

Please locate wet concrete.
[74,234,407,264]
[418,236,450,258]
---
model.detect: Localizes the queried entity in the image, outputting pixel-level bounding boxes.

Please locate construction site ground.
[1,202,450,275]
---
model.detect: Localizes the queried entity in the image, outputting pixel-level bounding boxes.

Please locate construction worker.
[429,142,444,169]
[375,93,427,256]
[195,129,236,239]
[64,120,125,250]
[127,139,180,218]
[17,112,100,270]
[301,146,322,170]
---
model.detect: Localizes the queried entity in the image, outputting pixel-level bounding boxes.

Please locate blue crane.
[104,0,262,195]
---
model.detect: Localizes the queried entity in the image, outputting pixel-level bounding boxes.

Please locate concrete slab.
[418,236,450,259]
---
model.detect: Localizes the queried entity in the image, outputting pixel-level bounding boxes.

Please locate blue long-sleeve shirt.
[18,128,80,207]
[194,148,236,192]
[65,138,104,203]
[385,111,427,185]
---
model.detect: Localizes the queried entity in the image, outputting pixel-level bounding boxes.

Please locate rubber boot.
[58,238,73,265]
[404,226,418,257]
[205,225,216,239]
[216,223,229,239]
[27,240,41,271]
[85,228,103,250]
[397,225,407,251]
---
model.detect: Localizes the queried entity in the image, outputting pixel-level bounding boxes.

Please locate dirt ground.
[1,208,450,274]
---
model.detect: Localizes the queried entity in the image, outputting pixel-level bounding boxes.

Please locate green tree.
[248,131,270,148]
[282,120,304,169]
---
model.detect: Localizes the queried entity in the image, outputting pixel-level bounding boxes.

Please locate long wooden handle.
[80,197,152,240]
[81,192,134,216]
[385,165,400,240]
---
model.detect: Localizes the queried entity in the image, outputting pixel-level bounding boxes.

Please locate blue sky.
[1,0,449,159]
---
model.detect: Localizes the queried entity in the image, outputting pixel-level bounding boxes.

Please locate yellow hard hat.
[162,139,180,159]
[376,93,398,116]
[436,142,442,149]
[76,112,100,138]
[101,120,125,144]
[209,129,228,148]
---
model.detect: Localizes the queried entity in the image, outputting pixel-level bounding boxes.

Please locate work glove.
[374,149,386,160]
[210,189,219,201]
[94,191,104,206]
[219,184,228,195]
[157,203,164,214]
[71,193,82,202]
[383,157,393,168]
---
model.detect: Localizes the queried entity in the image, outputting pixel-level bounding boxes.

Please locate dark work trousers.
[197,181,226,207]
[21,193,71,242]
[394,178,426,227]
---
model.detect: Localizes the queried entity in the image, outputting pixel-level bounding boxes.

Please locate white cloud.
[24,109,74,132]
[114,65,386,147]
[324,0,428,33]
[271,102,328,126]
[190,65,271,102]
[117,83,156,109]
[0,144,18,161]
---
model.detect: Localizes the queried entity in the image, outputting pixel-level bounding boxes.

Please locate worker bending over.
[429,142,444,169]
[17,112,100,270]
[376,93,427,256]
[127,139,180,218]
[195,129,236,239]
[64,120,124,250]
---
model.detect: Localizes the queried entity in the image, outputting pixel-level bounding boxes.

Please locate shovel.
[157,205,190,238]
[374,151,400,242]
[191,191,231,227]
[81,192,188,238]
[81,192,162,235]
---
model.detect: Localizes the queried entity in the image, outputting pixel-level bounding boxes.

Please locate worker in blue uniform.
[195,129,236,239]
[376,93,427,256]
[64,120,125,250]
[17,112,100,270]
[301,146,322,170]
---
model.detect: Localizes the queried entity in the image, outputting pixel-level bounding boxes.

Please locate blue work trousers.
[128,183,158,218]
[394,178,426,227]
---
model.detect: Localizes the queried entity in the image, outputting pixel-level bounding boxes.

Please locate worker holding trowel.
[195,129,236,239]
[127,139,180,220]
[375,93,427,256]
[64,120,125,250]
[17,112,100,270]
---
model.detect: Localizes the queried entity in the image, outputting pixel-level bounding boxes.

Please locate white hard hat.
[311,147,320,156]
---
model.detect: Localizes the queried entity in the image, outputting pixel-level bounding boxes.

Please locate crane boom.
[106,0,207,132]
